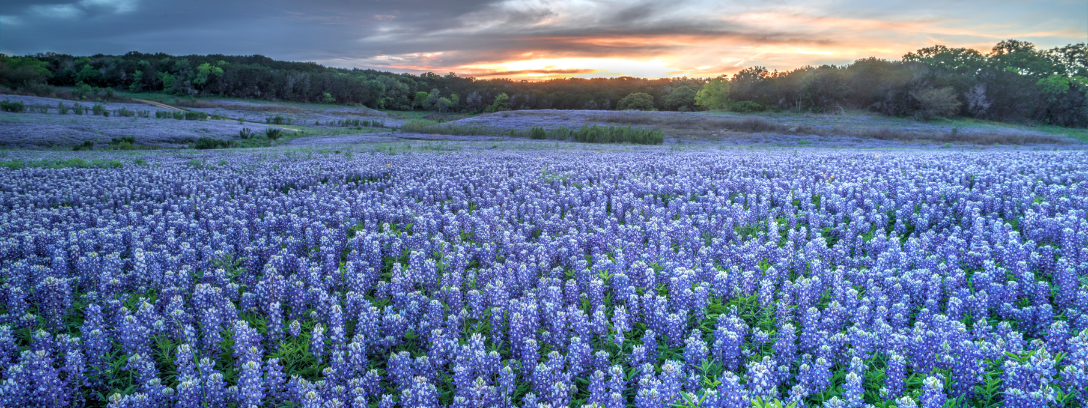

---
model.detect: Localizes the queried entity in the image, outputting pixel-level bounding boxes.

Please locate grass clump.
[109,136,139,150]
[1,158,123,169]
[401,120,518,137]
[265,128,284,140]
[328,118,385,128]
[192,137,237,149]
[541,124,664,144]
[400,120,663,144]
[72,141,95,151]
[265,114,292,125]
[1,101,26,112]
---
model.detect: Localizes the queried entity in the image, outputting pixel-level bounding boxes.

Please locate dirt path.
[131,98,183,111]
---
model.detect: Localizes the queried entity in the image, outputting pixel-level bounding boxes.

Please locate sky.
[1,0,1085,80]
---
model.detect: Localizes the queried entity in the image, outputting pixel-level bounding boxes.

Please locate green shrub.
[192,137,235,149]
[399,120,663,144]
[31,104,50,113]
[0,158,123,169]
[72,103,85,115]
[239,128,255,139]
[72,141,95,151]
[617,92,655,111]
[184,111,208,120]
[57,102,70,114]
[173,111,185,120]
[1,101,26,112]
[530,126,547,139]
[92,104,106,115]
[265,114,292,125]
[114,107,136,117]
[265,128,284,140]
[137,110,150,118]
[109,136,137,150]
[730,101,766,113]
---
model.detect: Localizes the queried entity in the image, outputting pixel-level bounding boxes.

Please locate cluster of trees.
[0,39,1084,126]
[718,40,1086,126]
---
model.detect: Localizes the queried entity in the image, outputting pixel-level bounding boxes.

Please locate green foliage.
[92,104,106,115]
[663,83,699,111]
[0,56,52,87]
[617,92,655,110]
[72,140,95,151]
[730,100,765,113]
[330,118,385,128]
[238,127,255,139]
[265,114,292,125]
[109,136,138,150]
[183,111,209,120]
[8,42,1083,126]
[695,76,731,110]
[192,137,236,149]
[193,62,224,86]
[0,101,26,112]
[265,128,284,140]
[1,158,122,169]
[910,87,962,120]
[483,93,510,113]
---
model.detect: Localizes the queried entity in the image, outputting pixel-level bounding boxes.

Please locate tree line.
[0,40,1084,127]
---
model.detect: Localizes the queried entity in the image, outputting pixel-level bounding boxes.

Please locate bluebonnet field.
[0,145,1086,408]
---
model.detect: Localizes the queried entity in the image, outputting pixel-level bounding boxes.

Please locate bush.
[184,111,209,120]
[114,108,136,117]
[617,92,655,111]
[57,102,70,114]
[92,104,106,115]
[266,114,292,125]
[911,87,962,120]
[730,101,766,113]
[1,101,26,112]
[192,137,235,149]
[72,140,94,151]
[265,128,284,140]
[483,93,510,113]
[109,136,138,150]
[530,126,547,139]
[238,128,255,139]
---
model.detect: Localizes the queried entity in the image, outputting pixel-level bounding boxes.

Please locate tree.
[413,91,430,110]
[662,83,699,111]
[484,93,509,113]
[0,56,52,88]
[465,92,485,112]
[911,87,961,120]
[617,92,654,110]
[695,76,730,110]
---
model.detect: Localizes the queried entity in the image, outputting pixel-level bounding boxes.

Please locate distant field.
[2,93,1084,149]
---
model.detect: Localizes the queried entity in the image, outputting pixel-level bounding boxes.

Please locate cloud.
[470,68,601,77]
[0,0,1084,79]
